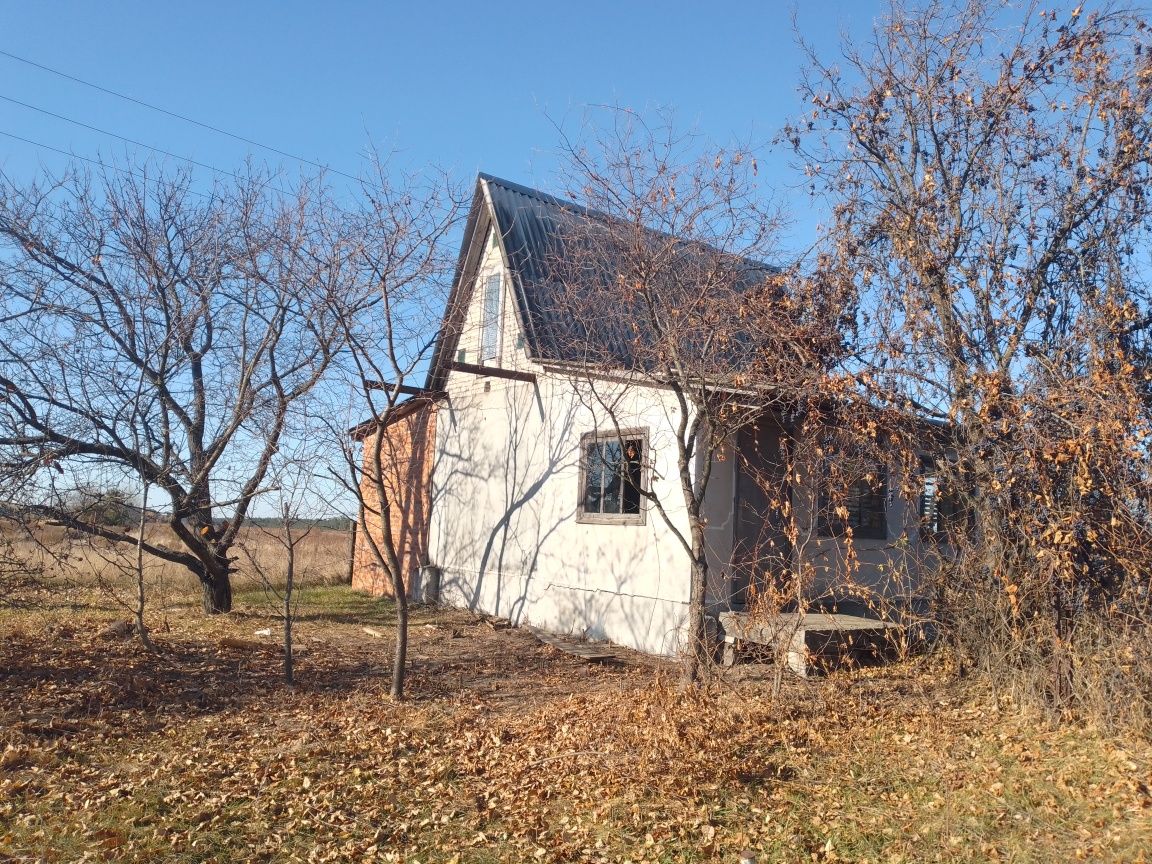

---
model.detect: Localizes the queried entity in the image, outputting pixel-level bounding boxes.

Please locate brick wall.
[351,400,437,598]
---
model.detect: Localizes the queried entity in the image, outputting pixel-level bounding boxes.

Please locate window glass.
[919,458,940,532]
[919,456,962,540]
[818,463,888,541]
[581,433,645,521]
[621,440,642,514]
[480,273,501,361]
[600,440,623,514]
[584,442,606,513]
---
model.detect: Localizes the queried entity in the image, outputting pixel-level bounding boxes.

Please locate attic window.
[480,273,501,363]
[578,430,647,525]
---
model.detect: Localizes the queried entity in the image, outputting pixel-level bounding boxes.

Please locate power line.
[0,127,211,199]
[0,92,293,196]
[0,93,294,198]
[0,48,362,183]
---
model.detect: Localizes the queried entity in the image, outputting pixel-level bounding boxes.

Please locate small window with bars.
[818,463,888,541]
[578,430,647,524]
[918,456,960,540]
[480,272,501,362]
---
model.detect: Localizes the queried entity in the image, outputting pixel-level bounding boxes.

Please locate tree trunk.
[392,592,408,699]
[284,541,295,685]
[345,521,358,585]
[683,547,710,684]
[201,568,233,614]
[134,484,157,652]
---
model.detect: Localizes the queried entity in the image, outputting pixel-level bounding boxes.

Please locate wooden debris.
[362,626,385,638]
[525,626,615,662]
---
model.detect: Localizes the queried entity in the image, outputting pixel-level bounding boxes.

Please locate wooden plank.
[717,611,904,678]
[525,626,615,662]
[449,360,537,384]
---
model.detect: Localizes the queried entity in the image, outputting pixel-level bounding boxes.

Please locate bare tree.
[548,112,850,682]
[242,495,316,685]
[327,166,463,699]
[792,0,1152,708]
[0,165,357,613]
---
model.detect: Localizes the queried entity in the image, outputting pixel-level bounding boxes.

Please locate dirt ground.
[1,587,667,728]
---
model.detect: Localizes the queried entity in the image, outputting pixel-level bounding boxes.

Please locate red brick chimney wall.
[351,401,436,598]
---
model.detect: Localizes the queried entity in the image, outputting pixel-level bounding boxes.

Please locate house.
[352,174,940,657]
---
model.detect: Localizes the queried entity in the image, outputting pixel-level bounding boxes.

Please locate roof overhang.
[348,391,445,441]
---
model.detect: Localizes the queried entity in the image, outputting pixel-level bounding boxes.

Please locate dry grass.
[4,523,352,611]
[1,543,1151,862]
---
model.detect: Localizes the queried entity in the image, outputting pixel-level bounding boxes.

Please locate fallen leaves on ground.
[1,591,1150,863]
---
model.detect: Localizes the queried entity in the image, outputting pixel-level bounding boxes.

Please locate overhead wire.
[0,47,361,183]
[0,92,294,196]
[0,127,212,199]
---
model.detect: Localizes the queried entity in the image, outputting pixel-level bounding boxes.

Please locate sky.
[0,1,891,518]
[0,1,889,254]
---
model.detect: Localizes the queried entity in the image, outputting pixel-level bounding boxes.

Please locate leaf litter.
[1,593,1150,863]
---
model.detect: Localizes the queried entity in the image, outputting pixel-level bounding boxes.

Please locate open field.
[3,523,353,604]
[2,568,1152,862]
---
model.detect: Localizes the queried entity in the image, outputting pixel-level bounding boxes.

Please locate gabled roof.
[426,174,774,392]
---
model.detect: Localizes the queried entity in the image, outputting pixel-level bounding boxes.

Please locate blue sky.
[1,1,893,517]
[0,1,887,253]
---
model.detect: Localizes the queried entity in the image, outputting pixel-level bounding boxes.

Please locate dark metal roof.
[426,174,775,391]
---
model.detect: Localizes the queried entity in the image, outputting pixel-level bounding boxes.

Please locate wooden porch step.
[525,626,616,662]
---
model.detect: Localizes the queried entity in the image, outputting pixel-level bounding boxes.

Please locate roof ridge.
[477,173,594,218]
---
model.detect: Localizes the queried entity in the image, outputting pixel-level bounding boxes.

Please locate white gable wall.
[427,237,700,656]
[425,222,935,657]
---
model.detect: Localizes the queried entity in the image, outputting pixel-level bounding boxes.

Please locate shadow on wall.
[430,379,691,656]
[432,379,572,620]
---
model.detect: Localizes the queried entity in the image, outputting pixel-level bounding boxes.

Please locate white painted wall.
[427,234,700,656]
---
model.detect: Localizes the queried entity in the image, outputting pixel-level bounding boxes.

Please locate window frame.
[479,271,502,363]
[576,428,649,526]
[816,461,889,542]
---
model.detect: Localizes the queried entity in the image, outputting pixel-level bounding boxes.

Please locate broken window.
[579,430,646,524]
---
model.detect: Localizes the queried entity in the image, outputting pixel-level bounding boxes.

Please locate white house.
[382,174,940,657]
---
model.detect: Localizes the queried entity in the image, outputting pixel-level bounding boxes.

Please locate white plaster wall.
[427,241,699,656]
[452,228,532,379]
